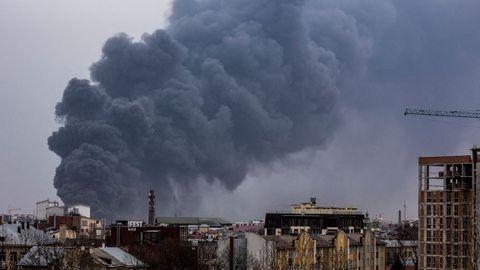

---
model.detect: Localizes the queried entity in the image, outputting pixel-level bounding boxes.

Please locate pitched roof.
[262,235,295,249]
[91,247,147,267]
[17,246,64,267]
[0,224,54,245]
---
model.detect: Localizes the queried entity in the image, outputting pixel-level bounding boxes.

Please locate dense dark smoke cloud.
[49,0,346,218]
[49,0,480,219]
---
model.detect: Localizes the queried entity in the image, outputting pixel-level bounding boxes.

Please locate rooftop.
[17,246,64,267]
[155,217,232,227]
[0,223,54,245]
[92,247,147,267]
[418,155,471,165]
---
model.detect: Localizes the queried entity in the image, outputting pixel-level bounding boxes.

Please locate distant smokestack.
[148,190,156,225]
[398,210,402,225]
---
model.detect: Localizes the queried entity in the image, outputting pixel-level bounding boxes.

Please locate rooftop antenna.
[403,201,407,222]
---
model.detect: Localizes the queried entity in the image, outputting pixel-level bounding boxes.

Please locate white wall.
[46,206,64,217]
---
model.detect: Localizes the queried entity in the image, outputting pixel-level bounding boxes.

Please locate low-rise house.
[18,246,147,270]
[90,247,147,269]
[48,225,77,243]
[384,240,418,270]
[216,230,386,270]
[41,215,103,240]
[0,223,55,270]
[17,246,64,269]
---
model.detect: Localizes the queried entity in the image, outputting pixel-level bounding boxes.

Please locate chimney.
[148,190,156,225]
[116,223,121,247]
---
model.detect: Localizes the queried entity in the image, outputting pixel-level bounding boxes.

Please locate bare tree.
[316,247,349,270]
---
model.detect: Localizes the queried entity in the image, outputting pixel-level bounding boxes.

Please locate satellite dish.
[89,249,93,254]
[80,246,85,251]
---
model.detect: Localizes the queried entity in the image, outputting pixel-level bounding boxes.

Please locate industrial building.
[418,149,480,269]
[264,198,365,235]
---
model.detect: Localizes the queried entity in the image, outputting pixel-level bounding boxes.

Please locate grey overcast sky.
[2,0,480,222]
[0,0,172,214]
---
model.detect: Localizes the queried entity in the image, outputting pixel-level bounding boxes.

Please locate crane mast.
[404,108,480,119]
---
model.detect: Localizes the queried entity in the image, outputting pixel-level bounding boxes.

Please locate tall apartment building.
[418,150,480,269]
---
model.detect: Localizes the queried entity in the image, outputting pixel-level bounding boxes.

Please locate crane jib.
[404,108,480,119]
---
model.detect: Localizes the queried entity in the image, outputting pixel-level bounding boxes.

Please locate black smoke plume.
[49,0,351,218]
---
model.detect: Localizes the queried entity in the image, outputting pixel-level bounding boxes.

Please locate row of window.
[0,251,27,262]
[425,243,469,256]
[426,255,469,268]
[425,217,470,229]
[426,190,469,203]
[426,204,470,216]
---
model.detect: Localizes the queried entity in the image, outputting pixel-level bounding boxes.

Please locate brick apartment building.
[418,149,480,269]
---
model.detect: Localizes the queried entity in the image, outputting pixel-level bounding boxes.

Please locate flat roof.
[418,155,471,165]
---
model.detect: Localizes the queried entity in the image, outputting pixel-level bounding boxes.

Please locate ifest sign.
[128,220,143,231]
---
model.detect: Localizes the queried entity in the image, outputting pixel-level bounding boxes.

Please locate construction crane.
[404,108,480,119]
[405,107,480,269]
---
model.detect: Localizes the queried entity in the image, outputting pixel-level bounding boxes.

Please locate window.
[455,192,459,202]
[427,244,433,254]
[427,230,433,241]
[447,205,452,215]
[454,205,459,216]
[0,252,5,262]
[10,252,17,262]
